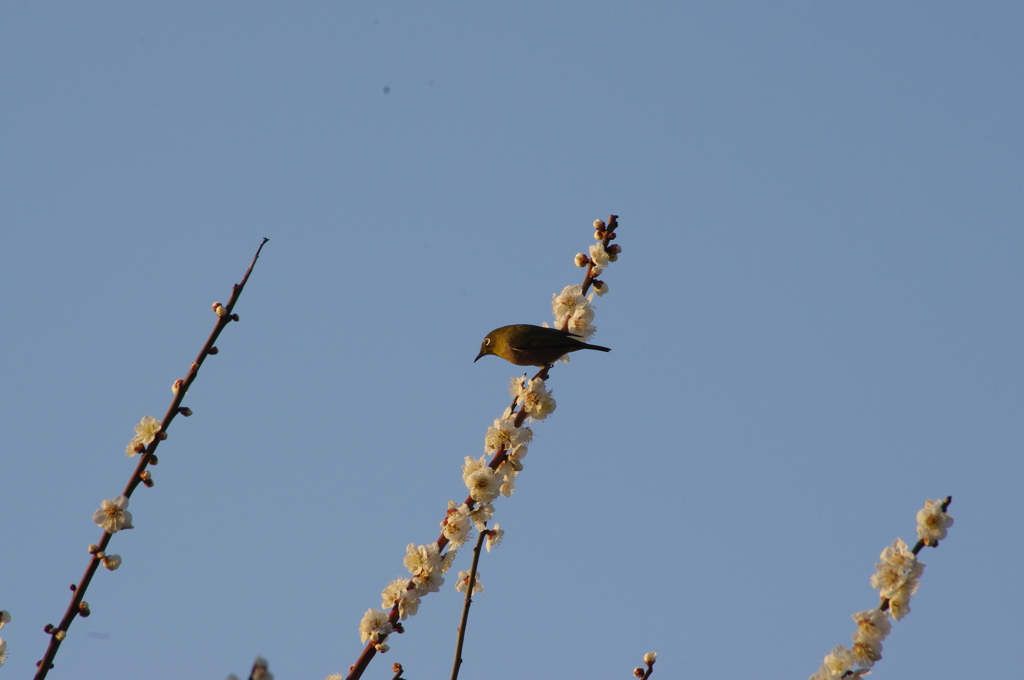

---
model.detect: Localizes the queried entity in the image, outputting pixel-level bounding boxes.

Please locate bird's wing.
[510,328,584,350]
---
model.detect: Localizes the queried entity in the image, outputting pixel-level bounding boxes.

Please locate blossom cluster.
[809,498,953,680]
[916,498,954,546]
[554,217,621,344]
[870,538,924,621]
[361,542,459,652]
[510,376,556,422]
[552,284,596,342]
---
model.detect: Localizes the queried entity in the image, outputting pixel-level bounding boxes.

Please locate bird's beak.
[474,351,485,363]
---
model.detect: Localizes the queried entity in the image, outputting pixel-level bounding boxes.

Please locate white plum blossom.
[916,499,954,545]
[455,570,483,594]
[507,443,528,471]
[819,644,854,678]
[468,502,494,530]
[484,419,533,455]
[464,464,501,503]
[512,376,556,421]
[462,454,486,478]
[485,524,504,552]
[358,608,393,644]
[381,579,421,620]
[566,306,596,341]
[126,415,161,456]
[850,637,883,668]
[92,496,134,533]
[403,542,446,578]
[497,460,517,497]
[870,538,922,599]
[552,284,593,325]
[887,587,913,621]
[441,501,472,548]
[589,242,612,269]
[869,538,925,621]
[852,609,891,643]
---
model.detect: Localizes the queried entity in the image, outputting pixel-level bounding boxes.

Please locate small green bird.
[474,324,611,367]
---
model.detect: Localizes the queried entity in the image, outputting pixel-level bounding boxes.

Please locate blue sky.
[2,2,1021,679]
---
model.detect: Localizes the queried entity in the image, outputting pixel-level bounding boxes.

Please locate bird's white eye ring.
[484,338,491,345]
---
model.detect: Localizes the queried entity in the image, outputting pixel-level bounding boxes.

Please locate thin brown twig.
[34,239,268,679]
[450,528,488,680]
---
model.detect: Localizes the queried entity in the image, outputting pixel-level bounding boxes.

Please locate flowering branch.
[809,496,954,680]
[33,239,269,680]
[343,217,621,680]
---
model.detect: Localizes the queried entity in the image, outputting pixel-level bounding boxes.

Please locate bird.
[474,324,611,367]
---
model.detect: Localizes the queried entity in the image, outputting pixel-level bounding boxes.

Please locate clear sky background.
[2,3,1021,679]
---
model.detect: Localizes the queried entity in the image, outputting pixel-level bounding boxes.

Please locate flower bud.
[102,554,122,571]
[574,253,589,267]
[140,470,154,487]
[375,643,390,653]
[54,629,66,641]
[608,244,622,254]
[212,302,227,317]
[78,602,91,617]
[208,346,219,355]
[230,313,240,322]
[178,406,193,417]
[634,668,645,678]
[643,651,657,665]
[172,379,184,395]
[88,544,100,554]
[593,280,608,297]
[593,219,606,230]
[594,230,604,240]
